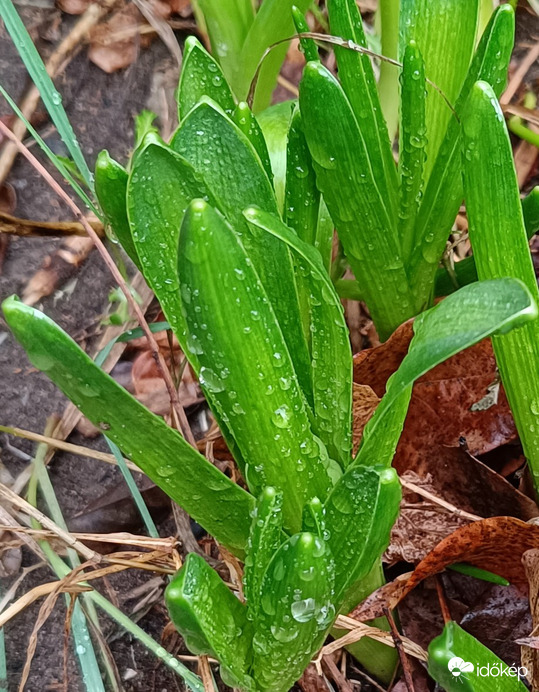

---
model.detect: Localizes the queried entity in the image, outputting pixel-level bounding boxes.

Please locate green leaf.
[133,110,159,153]
[435,185,539,296]
[171,100,313,402]
[327,0,399,223]
[257,101,295,212]
[238,0,311,112]
[0,0,93,189]
[243,487,284,621]
[252,533,335,692]
[299,61,414,340]
[127,136,210,344]
[398,40,427,261]
[356,278,538,469]
[244,207,352,468]
[409,4,515,309]
[232,102,273,181]
[292,5,319,63]
[324,465,401,606]
[400,0,480,182]
[301,496,325,537]
[95,151,141,270]
[165,553,254,689]
[2,296,254,556]
[196,0,254,97]
[428,621,527,691]
[284,106,320,247]
[178,36,236,120]
[462,81,539,493]
[178,200,334,532]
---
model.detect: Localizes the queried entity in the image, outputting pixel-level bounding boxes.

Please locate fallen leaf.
[88,3,152,73]
[521,550,539,689]
[351,383,379,453]
[352,517,539,621]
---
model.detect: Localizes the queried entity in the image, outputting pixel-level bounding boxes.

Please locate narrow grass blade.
[171,101,313,402]
[45,549,205,692]
[238,0,311,111]
[178,36,236,120]
[95,151,141,269]
[292,6,319,62]
[429,621,527,691]
[398,40,427,261]
[165,554,254,688]
[178,200,334,532]
[0,0,92,188]
[252,533,335,692]
[434,186,539,296]
[2,296,254,555]
[299,62,414,339]
[28,436,106,692]
[399,0,479,183]
[327,0,399,223]
[324,465,401,606]
[105,437,159,538]
[244,487,284,621]
[377,0,401,141]
[408,5,515,309]
[244,207,352,468]
[356,278,537,469]
[0,85,97,215]
[462,81,539,494]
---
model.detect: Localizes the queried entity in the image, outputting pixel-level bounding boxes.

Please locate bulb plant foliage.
[3,0,539,690]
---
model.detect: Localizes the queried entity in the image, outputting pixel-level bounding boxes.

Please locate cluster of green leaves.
[3,0,539,689]
[190,0,311,112]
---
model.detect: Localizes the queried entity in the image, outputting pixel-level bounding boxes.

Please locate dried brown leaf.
[522,549,539,689]
[352,517,539,621]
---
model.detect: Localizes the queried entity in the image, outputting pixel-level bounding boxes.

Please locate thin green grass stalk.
[105,438,159,538]
[43,547,205,692]
[0,0,93,190]
[508,116,539,149]
[0,597,7,692]
[0,85,99,216]
[27,435,106,692]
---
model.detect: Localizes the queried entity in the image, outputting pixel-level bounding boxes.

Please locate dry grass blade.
[326,616,428,662]
[0,526,176,551]
[0,482,100,562]
[399,478,481,523]
[198,655,215,692]
[0,425,138,473]
[501,41,539,105]
[0,581,90,629]
[0,119,195,447]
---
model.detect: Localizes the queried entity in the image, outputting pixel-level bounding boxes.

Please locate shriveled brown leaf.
[522,550,539,689]
[352,517,539,621]
[88,3,152,73]
[352,383,379,453]
[354,329,517,472]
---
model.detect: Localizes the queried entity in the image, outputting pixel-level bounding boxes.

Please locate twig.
[0,119,196,447]
[434,576,452,625]
[0,424,139,475]
[321,654,354,692]
[198,655,214,692]
[0,210,104,237]
[0,0,117,186]
[383,606,415,692]
[400,478,481,523]
[501,41,539,106]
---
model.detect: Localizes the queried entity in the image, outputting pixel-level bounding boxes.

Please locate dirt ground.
[0,2,538,691]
